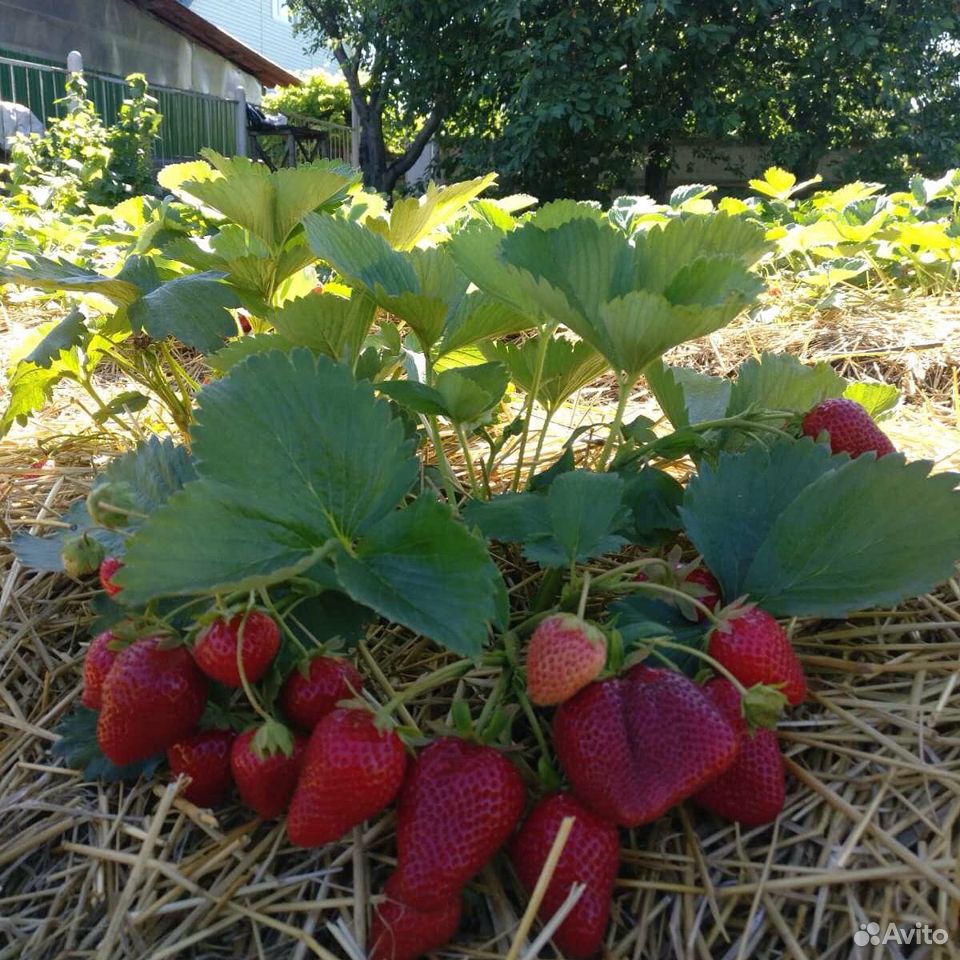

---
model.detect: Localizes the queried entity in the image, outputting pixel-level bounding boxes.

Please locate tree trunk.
[644,139,672,202]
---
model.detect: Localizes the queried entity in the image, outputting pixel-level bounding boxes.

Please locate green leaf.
[11,498,124,572]
[127,273,241,352]
[174,151,357,250]
[0,255,141,305]
[726,353,845,418]
[2,352,81,436]
[26,307,87,367]
[207,333,295,373]
[91,436,197,530]
[53,706,163,782]
[618,467,685,544]
[333,496,501,656]
[633,214,769,292]
[743,455,960,616]
[843,381,899,419]
[377,379,449,416]
[542,470,626,564]
[115,352,418,603]
[462,491,552,544]
[437,291,536,357]
[680,439,840,602]
[382,175,497,250]
[91,391,149,423]
[270,290,376,365]
[435,362,508,423]
[644,360,731,428]
[482,336,607,413]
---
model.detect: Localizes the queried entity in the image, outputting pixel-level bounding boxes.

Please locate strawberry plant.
[6,164,960,960]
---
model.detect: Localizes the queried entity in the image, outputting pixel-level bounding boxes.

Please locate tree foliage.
[291,0,960,201]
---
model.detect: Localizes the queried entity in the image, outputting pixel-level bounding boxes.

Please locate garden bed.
[2,288,958,959]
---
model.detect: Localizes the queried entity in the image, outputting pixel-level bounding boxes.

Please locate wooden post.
[235,85,249,157]
[66,50,83,113]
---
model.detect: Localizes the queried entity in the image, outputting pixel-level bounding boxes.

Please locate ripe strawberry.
[801,397,895,458]
[193,611,280,687]
[81,631,118,710]
[167,729,235,807]
[287,708,407,847]
[509,793,619,959]
[280,655,363,730]
[707,606,806,706]
[237,311,252,334]
[99,556,123,597]
[553,665,738,827]
[526,613,607,706]
[231,724,306,819]
[97,638,207,765]
[368,875,461,960]
[693,679,785,826]
[390,737,526,911]
[685,567,721,615]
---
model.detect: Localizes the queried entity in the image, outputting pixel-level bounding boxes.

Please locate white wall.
[0,0,263,101]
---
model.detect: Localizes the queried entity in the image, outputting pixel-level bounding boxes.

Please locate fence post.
[235,85,248,157]
[66,50,83,113]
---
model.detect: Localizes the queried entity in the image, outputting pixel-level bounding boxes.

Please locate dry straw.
[1,288,959,958]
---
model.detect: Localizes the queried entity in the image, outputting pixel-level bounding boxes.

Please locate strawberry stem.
[236,598,274,725]
[630,581,721,626]
[380,659,476,716]
[257,587,310,660]
[644,636,749,698]
[576,571,591,620]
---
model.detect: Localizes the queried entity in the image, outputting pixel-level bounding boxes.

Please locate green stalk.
[511,323,554,492]
[524,404,557,490]
[423,352,462,506]
[595,373,632,471]
[453,422,481,498]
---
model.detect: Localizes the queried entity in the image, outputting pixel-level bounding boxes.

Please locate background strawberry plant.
[2,160,960,959]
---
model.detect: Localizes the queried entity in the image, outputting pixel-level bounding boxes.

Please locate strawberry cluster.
[80,611,532,960]
[513,575,808,957]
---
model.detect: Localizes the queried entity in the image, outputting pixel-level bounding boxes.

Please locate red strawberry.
[553,665,738,827]
[390,737,526,911]
[231,724,306,819]
[167,729,235,807]
[99,556,123,597]
[280,655,363,730]
[368,875,461,960]
[526,613,607,706]
[193,611,280,687]
[509,793,619,958]
[801,397,895,458]
[707,606,806,706]
[685,567,721,615]
[97,638,207,765]
[287,708,407,847]
[237,311,252,334]
[81,631,118,710]
[693,679,785,826]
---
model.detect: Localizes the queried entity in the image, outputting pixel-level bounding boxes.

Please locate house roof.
[126,0,301,88]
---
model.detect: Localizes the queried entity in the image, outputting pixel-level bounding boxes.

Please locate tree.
[448,0,960,200]
[725,0,960,182]
[288,0,491,193]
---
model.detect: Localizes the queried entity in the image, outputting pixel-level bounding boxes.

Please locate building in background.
[0,0,300,161]
[177,0,335,75]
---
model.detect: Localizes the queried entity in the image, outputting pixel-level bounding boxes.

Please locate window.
[272,0,291,22]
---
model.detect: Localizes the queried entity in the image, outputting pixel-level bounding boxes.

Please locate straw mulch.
[2,289,959,959]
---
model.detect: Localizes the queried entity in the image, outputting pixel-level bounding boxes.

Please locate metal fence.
[0,49,238,163]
